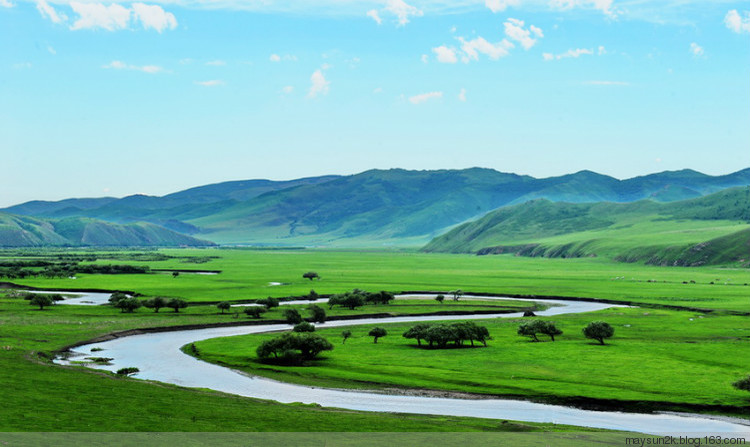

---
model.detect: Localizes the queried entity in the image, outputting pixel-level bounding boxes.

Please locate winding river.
[55,295,750,436]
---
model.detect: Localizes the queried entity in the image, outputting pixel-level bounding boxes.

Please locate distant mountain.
[423,187,750,266]
[3,168,750,247]
[0,213,214,247]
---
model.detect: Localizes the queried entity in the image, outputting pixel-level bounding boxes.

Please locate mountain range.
[3,167,750,249]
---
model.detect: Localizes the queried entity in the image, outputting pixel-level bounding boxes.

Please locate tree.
[424,325,458,348]
[583,321,614,345]
[108,292,129,305]
[307,289,319,301]
[217,301,231,314]
[172,271,180,278]
[29,294,54,310]
[365,291,394,305]
[328,291,365,310]
[257,297,279,309]
[308,304,326,323]
[435,294,445,304]
[256,332,333,364]
[733,375,750,393]
[450,289,464,301]
[303,271,320,281]
[142,296,167,313]
[283,308,303,325]
[517,320,544,342]
[341,330,352,344]
[114,297,142,313]
[539,321,563,341]
[403,323,432,346]
[368,327,387,344]
[293,321,315,332]
[166,298,188,313]
[244,306,267,319]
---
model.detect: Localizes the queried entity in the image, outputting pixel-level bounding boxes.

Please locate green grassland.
[9,249,750,312]
[2,248,750,432]
[0,298,584,432]
[190,307,750,414]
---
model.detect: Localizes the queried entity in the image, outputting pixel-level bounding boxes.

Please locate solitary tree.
[732,375,750,393]
[341,330,352,344]
[539,321,563,342]
[29,294,54,310]
[172,271,180,278]
[303,271,320,281]
[166,298,188,313]
[450,289,464,301]
[143,296,167,313]
[244,306,267,319]
[217,301,231,314]
[283,308,303,325]
[583,321,615,345]
[403,323,432,346]
[517,320,544,342]
[308,304,326,323]
[368,327,387,344]
[435,294,445,304]
[308,289,319,301]
[114,297,142,313]
[293,321,316,333]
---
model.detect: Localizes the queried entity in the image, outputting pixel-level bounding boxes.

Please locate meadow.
[1,248,749,432]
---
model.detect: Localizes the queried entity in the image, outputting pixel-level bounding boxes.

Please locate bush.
[435,294,445,304]
[328,291,365,310]
[29,294,54,310]
[217,301,231,314]
[166,298,188,313]
[518,320,562,342]
[116,367,139,376]
[244,306,267,319]
[257,297,279,309]
[283,308,303,325]
[114,297,142,313]
[142,296,167,313]
[732,375,750,392]
[583,321,615,345]
[308,304,326,323]
[293,321,316,333]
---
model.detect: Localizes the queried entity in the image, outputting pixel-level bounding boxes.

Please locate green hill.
[423,187,750,266]
[0,214,214,247]
[4,168,750,247]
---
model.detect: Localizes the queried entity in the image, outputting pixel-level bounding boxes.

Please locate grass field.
[191,307,750,414]
[7,249,750,312]
[1,248,749,432]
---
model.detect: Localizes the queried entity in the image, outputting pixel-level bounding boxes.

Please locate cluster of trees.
[108,292,187,313]
[256,332,333,365]
[402,322,490,348]
[0,262,149,279]
[517,320,614,345]
[23,292,64,310]
[327,289,394,310]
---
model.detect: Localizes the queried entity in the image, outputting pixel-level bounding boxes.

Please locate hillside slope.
[423,187,750,266]
[0,214,214,247]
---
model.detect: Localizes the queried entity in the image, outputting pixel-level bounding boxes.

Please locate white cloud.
[206,60,226,66]
[103,60,164,74]
[549,0,616,17]
[485,0,520,13]
[458,88,466,102]
[308,69,330,98]
[459,36,514,62]
[504,18,543,50]
[409,91,442,104]
[583,80,630,86]
[131,3,177,32]
[1,0,14,8]
[373,87,383,94]
[689,42,704,57]
[432,45,457,63]
[36,0,67,24]
[12,62,32,69]
[281,85,294,94]
[543,48,594,60]
[598,45,606,55]
[366,9,382,25]
[269,54,281,62]
[47,45,57,55]
[371,0,422,27]
[70,2,131,31]
[195,80,224,87]
[724,10,750,34]
[269,53,296,62]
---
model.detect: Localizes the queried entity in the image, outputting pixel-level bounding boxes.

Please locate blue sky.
[1,0,749,206]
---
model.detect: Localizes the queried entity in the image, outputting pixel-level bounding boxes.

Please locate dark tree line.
[327,289,394,310]
[402,322,490,348]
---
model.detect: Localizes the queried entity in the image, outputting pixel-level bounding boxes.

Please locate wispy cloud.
[12,62,32,69]
[485,0,520,13]
[102,60,164,74]
[35,1,177,32]
[308,69,330,98]
[583,80,630,86]
[206,60,226,66]
[409,91,443,104]
[36,0,67,24]
[366,9,382,25]
[432,45,457,63]
[543,48,595,60]
[689,42,704,57]
[1,0,14,8]
[195,80,225,86]
[458,88,467,102]
[504,18,543,50]
[269,53,297,63]
[367,0,422,27]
